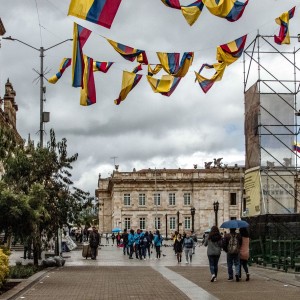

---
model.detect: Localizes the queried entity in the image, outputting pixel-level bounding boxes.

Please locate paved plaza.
[1,241,300,300]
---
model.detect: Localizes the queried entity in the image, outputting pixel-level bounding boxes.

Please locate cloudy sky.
[1,0,299,196]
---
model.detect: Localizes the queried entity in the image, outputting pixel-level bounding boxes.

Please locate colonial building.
[95,163,244,236]
[0,18,5,36]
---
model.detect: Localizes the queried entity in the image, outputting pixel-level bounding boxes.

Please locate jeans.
[129,245,134,258]
[90,246,97,259]
[123,243,129,255]
[208,255,220,277]
[227,253,240,278]
[184,248,193,262]
[239,259,249,276]
[155,246,161,258]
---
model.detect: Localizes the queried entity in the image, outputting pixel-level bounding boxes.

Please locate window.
[139,193,146,206]
[154,193,161,206]
[230,217,237,220]
[155,217,161,229]
[170,217,176,230]
[124,194,131,206]
[169,193,176,205]
[124,218,131,230]
[184,193,191,205]
[230,193,237,205]
[184,217,191,230]
[139,217,146,230]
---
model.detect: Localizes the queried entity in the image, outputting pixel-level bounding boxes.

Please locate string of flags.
[47,1,297,106]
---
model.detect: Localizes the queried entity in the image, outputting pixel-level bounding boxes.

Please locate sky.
[0,0,299,196]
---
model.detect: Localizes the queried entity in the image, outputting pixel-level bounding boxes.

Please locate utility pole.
[3,36,72,147]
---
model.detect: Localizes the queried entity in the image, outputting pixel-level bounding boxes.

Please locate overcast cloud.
[0,0,299,196]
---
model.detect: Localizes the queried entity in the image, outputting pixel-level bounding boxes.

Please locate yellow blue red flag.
[293,141,300,153]
[72,23,92,88]
[161,0,204,26]
[147,74,181,97]
[80,55,96,106]
[115,71,143,105]
[93,61,114,73]
[48,58,71,84]
[148,64,163,76]
[156,52,194,77]
[274,7,295,45]
[216,35,247,66]
[203,0,249,22]
[194,62,226,93]
[107,38,148,65]
[68,0,122,29]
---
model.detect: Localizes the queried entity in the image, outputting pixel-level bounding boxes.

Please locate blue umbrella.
[220,220,249,229]
[112,227,122,233]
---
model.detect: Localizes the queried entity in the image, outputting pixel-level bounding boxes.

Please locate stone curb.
[0,268,54,300]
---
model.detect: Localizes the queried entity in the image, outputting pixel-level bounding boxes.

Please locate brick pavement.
[2,241,300,300]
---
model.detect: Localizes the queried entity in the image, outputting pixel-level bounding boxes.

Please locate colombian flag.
[68,0,122,29]
[147,75,181,97]
[115,71,143,105]
[274,7,295,45]
[216,35,247,66]
[107,38,148,65]
[72,23,92,88]
[93,61,114,73]
[203,0,249,22]
[48,58,71,84]
[80,55,96,106]
[156,52,194,77]
[293,141,300,153]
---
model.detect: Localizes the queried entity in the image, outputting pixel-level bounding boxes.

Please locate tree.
[1,129,92,265]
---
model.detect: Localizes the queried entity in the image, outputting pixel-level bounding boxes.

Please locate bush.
[9,263,42,279]
[0,249,9,289]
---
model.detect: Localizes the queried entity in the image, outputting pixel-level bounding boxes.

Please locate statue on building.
[214,158,223,168]
[204,161,213,169]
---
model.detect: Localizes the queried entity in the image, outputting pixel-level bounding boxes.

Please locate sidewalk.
[2,242,300,300]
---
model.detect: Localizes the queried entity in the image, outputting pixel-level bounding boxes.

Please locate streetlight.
[177,210,180,232]
[2,36,72,147]
[190,207,195,232]
[165,213,168,240]
[213,201,219,227]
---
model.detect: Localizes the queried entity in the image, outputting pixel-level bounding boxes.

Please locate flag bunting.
[48,58,71,84]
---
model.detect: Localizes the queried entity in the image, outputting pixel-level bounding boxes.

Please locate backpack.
[141,236,148,246]
[227,234,240,254]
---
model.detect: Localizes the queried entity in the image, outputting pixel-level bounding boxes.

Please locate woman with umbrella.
[203,226,222,282]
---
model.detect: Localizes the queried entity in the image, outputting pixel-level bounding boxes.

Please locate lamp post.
[190,207,195,232]
[177,210,180,232]
[213,201,219,227]
[165,214,168,240]
[3,36,72,147]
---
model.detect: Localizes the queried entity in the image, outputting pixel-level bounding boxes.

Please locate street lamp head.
[190,207,196,215]
[213,201,219,212]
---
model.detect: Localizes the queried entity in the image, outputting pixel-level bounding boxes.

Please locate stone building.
[95,163,244,236]
[0,18,5,36]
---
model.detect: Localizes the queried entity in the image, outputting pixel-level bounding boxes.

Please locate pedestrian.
[223,228,242,281]
[111,233,116,245]
[105,233,109,244]
[149,231,154,248]
[116,232,121,247]
[134,229,142,259]
[23,236,32,259]
[239,227,250,281]
[121,229,129,255]
[89,226,100,260]
[183,231,194,264]
[128,229,135,259]
[204,226,222,282]
[174,233,183,263]
[153,230,163,259]
[191,231,197,254]
[173,231,178,256]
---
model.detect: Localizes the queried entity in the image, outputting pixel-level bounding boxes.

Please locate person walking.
[183,232,194,264]
[239,227,250,281]
[153,230,163,259]
[191,231,197,254]
[116,232,121,247]
[140,231,150,260]
[128,229,135,259]
[204,226,222,282]
[89,226,100,260]
[174,233,184,263]
[111,233,116,245]
[105,233,109,244]
[121,229,129,255]
[223,228,242,281]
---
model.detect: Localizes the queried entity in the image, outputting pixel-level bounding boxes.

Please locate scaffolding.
[243,33,300,216]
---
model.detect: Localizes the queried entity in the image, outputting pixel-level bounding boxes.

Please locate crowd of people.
[85,225,250,284]
[203,226,250,283]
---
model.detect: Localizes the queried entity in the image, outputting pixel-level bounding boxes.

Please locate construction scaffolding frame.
[243,33,300,216]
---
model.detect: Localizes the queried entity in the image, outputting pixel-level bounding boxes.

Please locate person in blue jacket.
[134,229,142,259]
[153,230,163,259]
[128,229,135,259]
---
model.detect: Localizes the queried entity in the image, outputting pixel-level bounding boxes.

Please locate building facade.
[95,164,244,236]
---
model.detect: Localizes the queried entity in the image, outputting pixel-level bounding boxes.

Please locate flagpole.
[2,36,72,147]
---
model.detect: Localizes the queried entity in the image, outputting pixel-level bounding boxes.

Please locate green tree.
[1,129,92,265]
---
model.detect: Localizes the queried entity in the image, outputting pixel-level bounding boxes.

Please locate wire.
[34,0,43,47]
